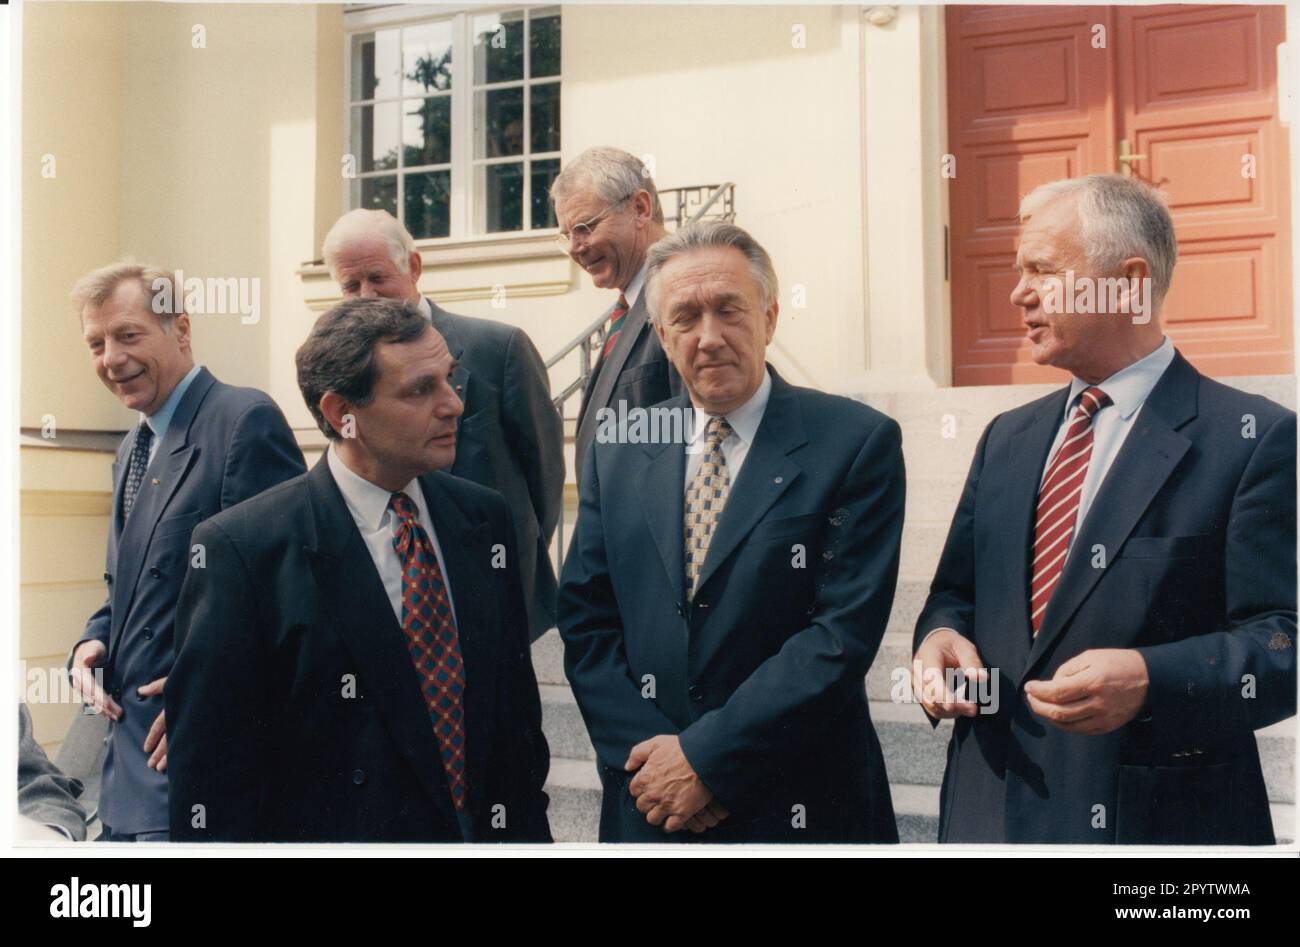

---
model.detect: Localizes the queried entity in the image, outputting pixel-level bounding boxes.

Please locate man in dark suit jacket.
[323,209,564,640]
[914,174,1296,844]
[550,146,683,477]
[67,262,305,841]
[559,222,904,842]
[166,297,551,842]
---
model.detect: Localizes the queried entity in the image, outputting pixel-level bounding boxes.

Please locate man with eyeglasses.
[550,146,683,480]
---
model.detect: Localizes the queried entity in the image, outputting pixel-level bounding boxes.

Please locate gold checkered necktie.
[684,416,733,600]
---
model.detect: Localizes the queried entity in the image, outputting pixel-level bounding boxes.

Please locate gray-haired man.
[551,146,684,479]
[558,221,904,842]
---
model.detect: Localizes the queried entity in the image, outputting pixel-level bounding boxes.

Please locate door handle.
[1118,138,1147,176]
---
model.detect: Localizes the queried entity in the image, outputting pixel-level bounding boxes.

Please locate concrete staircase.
[538,375,1298,844]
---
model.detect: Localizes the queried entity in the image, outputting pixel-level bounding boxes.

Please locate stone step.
[542,758,940,845]
[540,675,1295,805]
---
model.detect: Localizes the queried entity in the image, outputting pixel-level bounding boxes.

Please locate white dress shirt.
[326,443,458,627]
[622,263,647,309]
[1041,335,1176,542]
[417,296,433,322]
[140,362,203,466]
[684,368,773,489]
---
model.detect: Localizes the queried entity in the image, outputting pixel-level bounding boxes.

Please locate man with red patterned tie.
[913,174,1295,844]
[551,146,683,480]
[166,297,551,842]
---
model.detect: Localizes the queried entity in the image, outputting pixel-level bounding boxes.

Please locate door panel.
[947,4,1292,385]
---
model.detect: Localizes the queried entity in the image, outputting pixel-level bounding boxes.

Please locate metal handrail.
[546,182,736,582]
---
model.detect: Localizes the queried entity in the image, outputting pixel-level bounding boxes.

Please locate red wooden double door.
[948,4,1292,385]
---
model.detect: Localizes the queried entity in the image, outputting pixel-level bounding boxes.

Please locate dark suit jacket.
[69,367,305,835]
[166,456,552,843]
[558,368,904,842]
[573,290,682,479]
[429,301,564,640]
[915,351,1296,844]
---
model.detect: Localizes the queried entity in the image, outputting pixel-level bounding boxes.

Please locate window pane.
[353,176,397,217]
[473,13,524,85]
[530,9,561,78]
[404,97,451,167]
[530,82,560,153]
[352,103,400,172]
[403,21,453,95]
[475,87,524,160]
[406,171,451,239]
[352,29,400,101]
[478,162,524,234]
[531,158,560,230]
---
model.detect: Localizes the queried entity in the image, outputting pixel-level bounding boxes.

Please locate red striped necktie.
[1029,385,1111,636]
[601,293,631,358]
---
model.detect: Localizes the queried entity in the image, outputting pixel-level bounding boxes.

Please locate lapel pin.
[151,478,160,486]
[774,476,784,484]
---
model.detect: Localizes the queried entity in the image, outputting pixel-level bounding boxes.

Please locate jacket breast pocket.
[154,510,203,541]
[1118,535,1207,560]
[749,512,827,546]
[612,360,663,393]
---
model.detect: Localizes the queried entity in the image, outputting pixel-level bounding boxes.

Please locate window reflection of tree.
[406,51,452,168]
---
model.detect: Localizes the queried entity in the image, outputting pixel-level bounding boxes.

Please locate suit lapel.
[1025,353,1199,676]
[302,457,460,830]
[428,300,471,410]
[695,371,806,595]
[417,473,495,824]
[637,399,691,606]
[985,390,1069,683]
[110,369,215,652]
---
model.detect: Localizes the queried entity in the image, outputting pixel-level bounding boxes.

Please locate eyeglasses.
[555,194,635,250]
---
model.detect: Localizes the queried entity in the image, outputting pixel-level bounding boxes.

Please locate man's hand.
[625,735,725,833]
[139,677,168,772]
[1023,648,1149,735]
[69,640,122,722]
[912,628,988,719]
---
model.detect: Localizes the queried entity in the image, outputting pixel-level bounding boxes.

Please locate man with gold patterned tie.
[551,146,683,481]
[558,221,904,842]
[167,297,551,842]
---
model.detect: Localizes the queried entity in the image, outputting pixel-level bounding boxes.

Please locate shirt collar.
[1066,336,1175,421]
[141,363,203,439]
[327,441,426,533]
[688,367,773,448]
[622,264,647,308]
[417,296,433,322]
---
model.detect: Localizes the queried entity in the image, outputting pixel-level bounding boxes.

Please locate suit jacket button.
[688,685,705,703]
[142,627,153,640]
[675,603,685,617]
[149,567,162,578]
[103,573,112,585]
[352,769,366,785]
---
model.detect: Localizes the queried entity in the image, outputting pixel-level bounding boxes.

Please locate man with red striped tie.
[550,147,683,481]
[913,174,1295,844]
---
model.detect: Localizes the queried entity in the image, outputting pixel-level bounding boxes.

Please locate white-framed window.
[345,4,561,240]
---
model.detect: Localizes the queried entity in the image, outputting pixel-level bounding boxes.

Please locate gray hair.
[70,260,185,329]
[296,296,429,440]
[549,146,664,225]
[321,209,417,279]
[1019,174,1177,304]
[644,220,779,324]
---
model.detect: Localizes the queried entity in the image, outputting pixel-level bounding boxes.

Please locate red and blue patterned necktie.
[601,293,631,358]
[388,491,468,809]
